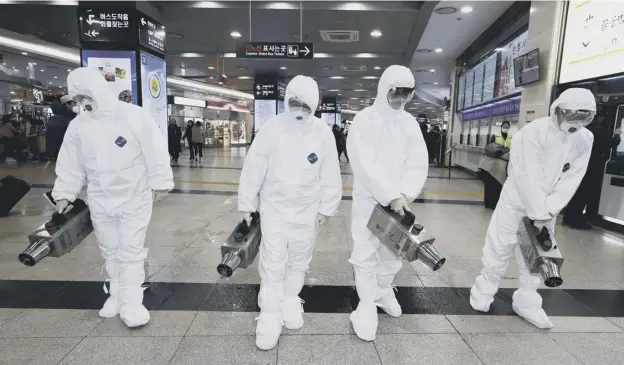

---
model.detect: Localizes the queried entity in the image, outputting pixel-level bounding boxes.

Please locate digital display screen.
[140,51,167,140]
[513,48,540,87]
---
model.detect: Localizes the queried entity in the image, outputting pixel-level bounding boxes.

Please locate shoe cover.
[119,261,150,328]
[375,287,401,317]
[350,302,378,341]
[470,275,498,312]
[99,280,119,318]
[99,259,120,318]
[512,275,553,329]
[282,296,304,330]
[256,313,282,350]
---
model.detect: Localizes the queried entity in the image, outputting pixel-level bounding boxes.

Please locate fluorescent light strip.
[167,77,254,100]
[0,34,80,63]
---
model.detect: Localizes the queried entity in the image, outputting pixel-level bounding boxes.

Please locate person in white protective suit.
[348,65,429,341]
[237,75,342,350]
[52,67,173,328]
[470,88,595,328]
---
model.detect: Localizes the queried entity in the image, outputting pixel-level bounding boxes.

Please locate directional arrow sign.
[237,42,314,60]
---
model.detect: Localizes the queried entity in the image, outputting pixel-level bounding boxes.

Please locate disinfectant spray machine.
[217,212,261,277]
[517,216,564,288]
[367,204,446,271]
[19,199,93,266]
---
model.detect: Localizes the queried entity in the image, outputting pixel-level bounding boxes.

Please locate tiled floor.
[1,148,624,364]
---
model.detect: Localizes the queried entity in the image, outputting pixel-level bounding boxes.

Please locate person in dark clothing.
[339,127,349,162]
[1,114,19,162]
[168,120,182,163]
[564,115,621,230]
[439,128,447,166]
[182,120,194,160]
[46,101,72,162]
[429,126,441,164]
[332,124,349,162]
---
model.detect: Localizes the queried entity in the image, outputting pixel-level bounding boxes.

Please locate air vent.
[320,30,359,43]
[434,6,457,15]
[340,65,366,72]
[416,49,432,53]
[413,69,429,73]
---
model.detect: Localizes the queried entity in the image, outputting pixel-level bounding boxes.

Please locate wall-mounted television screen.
[513,48,540,87]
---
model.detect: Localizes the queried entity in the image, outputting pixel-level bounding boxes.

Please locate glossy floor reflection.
[1,148,624,364]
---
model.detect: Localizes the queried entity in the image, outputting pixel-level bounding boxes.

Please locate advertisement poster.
[559,0,624,83]
[456,74,466,111]
[140,51,167,139]
[254,99,277,134]
[494,30,528,98]
[482,53,498,103]
[471,62,485,106]
[464,69,474,109]
[81,49,138,105]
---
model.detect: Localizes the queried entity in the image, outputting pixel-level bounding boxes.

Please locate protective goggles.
[387,87,415,106]
[559,108,596,126]
[288,97,313,115]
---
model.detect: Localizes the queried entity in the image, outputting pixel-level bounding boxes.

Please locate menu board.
[464,69,474,109]
[482,53,498,103]
[254,100,277,134]
[559,0,624,83]
[456,74,466,111]
[81,49,138,105]
[471,62,485,106]
[140,51,167,140]
[494,30,528,98]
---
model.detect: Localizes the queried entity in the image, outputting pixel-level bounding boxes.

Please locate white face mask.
[559,121,583,133]
[501,128,509,133]
[72,106,80,115]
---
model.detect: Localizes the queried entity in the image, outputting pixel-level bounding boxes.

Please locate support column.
[0,81,11,115]
[517,1,567,129]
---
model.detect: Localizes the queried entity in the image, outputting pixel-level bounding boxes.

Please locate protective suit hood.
[549,88,596,133]
[285,75,319,121]
[67,67,118,114]
[373,65,415,117]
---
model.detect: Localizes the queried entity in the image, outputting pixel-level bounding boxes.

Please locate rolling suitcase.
[0,175,31,216]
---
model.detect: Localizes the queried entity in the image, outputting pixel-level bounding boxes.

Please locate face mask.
[288,97,313,121]
[72,106,80,115]
[558,108,595,133]
[501,127,509,133]
[559,121,583,133]
[386,87,415,110]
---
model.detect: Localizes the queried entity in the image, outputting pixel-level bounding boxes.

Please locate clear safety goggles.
[72,94,98,112]
[387,87,415,109]
[559,108,596,126]
[288,97,313,115]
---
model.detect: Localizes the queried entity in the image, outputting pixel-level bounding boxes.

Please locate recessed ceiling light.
[208,66,215,70]
[48,82,52,84]
[237,76,252,79]
[328,89,340,92]
[374,66,381,70]
[362,76,379,79]
[429,69,435,73]
[67,69,71,72]
[40,69,44,72]
[434,48,443,53]
[354,89,366,92]
[32,62,37,65]
[280,66,287,70]
[460,6,473,13]
[370,30,382,38]
[350,97,358,100]
[54,76,58,79]
[434,82,439,85]
[21,52,27,55]
[230,31,242,38]
[223,53,236,58]
[330,76,345,79]
[10,91,15,95]
[337,93,342,96]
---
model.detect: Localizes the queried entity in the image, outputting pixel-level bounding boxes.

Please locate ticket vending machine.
[598,104,624,224]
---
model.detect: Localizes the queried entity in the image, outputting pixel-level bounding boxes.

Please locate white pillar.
[517,1,567,129]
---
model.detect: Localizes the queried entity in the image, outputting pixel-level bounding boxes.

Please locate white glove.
[56,199,69,214]
[534,219,550,231]
[316,213,329,227]
[152,190,169,203]
[390,195,411,216]
[239,211,251,223]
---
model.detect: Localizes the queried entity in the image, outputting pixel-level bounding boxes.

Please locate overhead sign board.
[138,14,166,55]
[78,8,135,44]
[237,42,314,59]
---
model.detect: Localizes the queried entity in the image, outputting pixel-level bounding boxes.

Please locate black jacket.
[46,101,71,158]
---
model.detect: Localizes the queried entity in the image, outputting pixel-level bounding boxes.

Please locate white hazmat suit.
[52,67,173,327]
[238,75,342,350]
[470,88,595,328]
[348,65,429,341]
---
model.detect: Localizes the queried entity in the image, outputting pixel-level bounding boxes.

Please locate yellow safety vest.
[495,132,512,148]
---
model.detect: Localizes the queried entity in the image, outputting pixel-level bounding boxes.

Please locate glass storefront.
[461,115,519,146]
